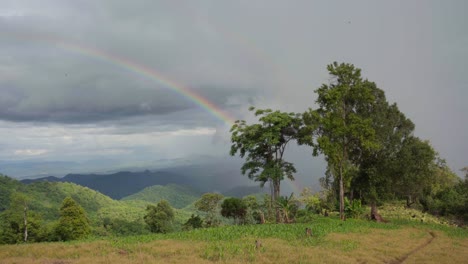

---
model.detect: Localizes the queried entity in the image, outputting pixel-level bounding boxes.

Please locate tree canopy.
[230,107,303,222]
[221,197,247,224]
[195,193,224,227]
[144,200,175,233]
[301,62,381,220]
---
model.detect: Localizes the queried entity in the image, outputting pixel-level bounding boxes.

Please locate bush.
[344,198,365,219]
[183,214,203,230]
[102,217,149,236]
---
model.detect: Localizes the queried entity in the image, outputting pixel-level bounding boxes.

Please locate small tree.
[55,197,90,241]
[144,200,174,233]
[221,197,247,224]
[299,187,323,214]
[230,107,303,223]
[276,193,299,223]
[243,195,263,224]
[194,193,224,227]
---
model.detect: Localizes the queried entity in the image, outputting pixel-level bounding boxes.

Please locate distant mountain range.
[19,160,269,200]
[21,170,191,200]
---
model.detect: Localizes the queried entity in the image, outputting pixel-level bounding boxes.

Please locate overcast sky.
[0,0,466,182]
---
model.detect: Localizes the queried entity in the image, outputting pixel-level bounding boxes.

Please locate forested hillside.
[121,184,200,208]
[0,174,207,243]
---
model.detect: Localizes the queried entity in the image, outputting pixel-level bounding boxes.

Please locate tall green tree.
[351,88,415,212]
[194,193,224,227]
[302,62,380,220]
[144,200,175,233]
[393,137,436,207]
[230,107,302,223]
[55,197,90,241]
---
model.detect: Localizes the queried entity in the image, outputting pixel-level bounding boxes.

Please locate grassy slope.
[0,216,466,263]
[121,184,200,209]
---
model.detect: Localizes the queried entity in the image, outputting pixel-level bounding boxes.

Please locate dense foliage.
[300,62,382,220]
[144,200,175,233]
[183,214,203,230]
[221,197,247,224]
[0,192,45,244]
[0,177,198,242]
[195,193,224,227]
[122,184,200,209]
[0,175,22,212]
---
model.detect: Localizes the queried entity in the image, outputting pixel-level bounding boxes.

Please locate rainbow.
[285,179,303,196]
[6,31,237,126]
[5,31,311,193]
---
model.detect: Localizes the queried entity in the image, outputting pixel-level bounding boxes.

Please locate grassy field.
[0,216,467,264]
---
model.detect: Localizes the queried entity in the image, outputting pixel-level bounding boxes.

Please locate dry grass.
[0,240,209,264]
[0,227,467,264]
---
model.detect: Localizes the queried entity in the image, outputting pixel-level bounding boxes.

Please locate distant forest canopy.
[0,62,467,245]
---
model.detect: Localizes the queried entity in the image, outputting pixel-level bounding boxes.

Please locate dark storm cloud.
[0,0,466,177]
[0,1,266,125]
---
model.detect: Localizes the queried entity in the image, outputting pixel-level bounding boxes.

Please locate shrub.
[183,214,203,230]
[344,198,365,219]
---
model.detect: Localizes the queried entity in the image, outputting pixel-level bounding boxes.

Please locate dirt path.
[388,231,436,264]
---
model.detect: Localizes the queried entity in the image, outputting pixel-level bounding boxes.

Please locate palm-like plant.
[276,193,299,223]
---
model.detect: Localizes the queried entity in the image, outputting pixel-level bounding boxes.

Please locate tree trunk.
[406,195,414,208]
[259,211,265,224]
[370,202,386,222]
[269,180,274,221]
[273,180,281,223]
[339,165,345,221]
[281,207,289,223]
[23,204,28,242]
[340,99,348,222]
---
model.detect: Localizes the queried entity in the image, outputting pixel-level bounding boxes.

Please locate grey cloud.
[0,0,466,177]
[0,6,263,125]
